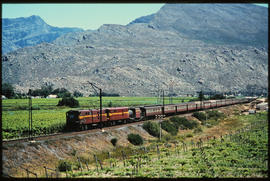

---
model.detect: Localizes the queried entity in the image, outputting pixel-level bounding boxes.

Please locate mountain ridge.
[2,15,84,54]
[2,4,268,96]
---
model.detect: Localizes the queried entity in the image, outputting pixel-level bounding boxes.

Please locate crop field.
[39,112,267,178]
[2,96,195,139]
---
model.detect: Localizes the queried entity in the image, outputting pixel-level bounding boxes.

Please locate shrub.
[2,83,15,98]
[142,121,160,138]
[73,90,83,97]
[170,116,198,130]
[57,97,79,107]
[111,138,118,146]
[107,101,113,107]
[193,126,203,133]
[57,159,72,172]
[127,133,143,145]
[161,134,173,142]
[192,112,207,124]
[206,110,224,121]
[161,120,178,136]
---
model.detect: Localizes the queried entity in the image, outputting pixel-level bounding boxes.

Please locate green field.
[2,97,195,139]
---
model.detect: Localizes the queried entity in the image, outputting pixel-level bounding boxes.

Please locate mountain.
[128,13,155,25]
[132,4,268,48]
[2,4,268,96]
[2,15,84,54]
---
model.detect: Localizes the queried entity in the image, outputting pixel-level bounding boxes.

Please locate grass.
[2,96,195,140]
[62,112,268,178]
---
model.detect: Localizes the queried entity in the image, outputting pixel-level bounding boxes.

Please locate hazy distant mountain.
[2,15,84,54]
[2,4,268,96]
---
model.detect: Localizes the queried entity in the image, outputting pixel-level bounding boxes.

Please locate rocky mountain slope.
[2,4,268,96]
[129,4,268,48]
[2,15,83,54]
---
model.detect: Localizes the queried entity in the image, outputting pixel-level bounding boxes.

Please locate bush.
[193,126,203,133]
[186,133,194,138]
[161,134,173,142]
[206,110,224,121]
[57,92,72,98]
[169,116,198,130]
[127,133,143,145]
[142,121,160,138]
[73,90,83,97]
[57,97,79,107]
[161,120,178,136]
[2,83,15,98]
[107,101,113,107]
[57,159,72,172]
[111,138,118,146]
[192,112,207,124]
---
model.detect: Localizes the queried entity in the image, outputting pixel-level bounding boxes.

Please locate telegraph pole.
[87,82,103,128]
[28,89,33,140]
[99,88,102,127]
[163,90,165,107]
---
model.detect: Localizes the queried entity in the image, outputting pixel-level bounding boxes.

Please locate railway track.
[2,112,194,146]
[3,102,250,146]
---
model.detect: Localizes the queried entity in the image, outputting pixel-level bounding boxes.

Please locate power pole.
[88,82,103,128]
[169,80,175,104]
[28,89,33,140]
[163,90,165,107]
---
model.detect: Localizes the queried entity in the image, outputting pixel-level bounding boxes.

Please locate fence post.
[55,168,59,178]
[199,138,203,148]
[156,145,160,159]
[121,150,126,166]
[77,157,83,173]
[98,158,103,170]
[44,166,48,178]
[26,169,29,178]
[94,154,99,172]
[108,152,112,168]
[85,161,89,171]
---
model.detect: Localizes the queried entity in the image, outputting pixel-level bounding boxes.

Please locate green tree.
[52,88,71,98]
[57,97,79,107]
[2,83,15,98]
[40,84,53,97]
[199,91,205,101]
[73,90,83,97]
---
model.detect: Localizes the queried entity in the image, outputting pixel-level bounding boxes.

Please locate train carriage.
[187,102,197,111]
[221,99,226,106]
[141,106,163,117]
[176,103,188,113]
[164,104,176,115]
[194,101,203,110]
[203,101,211,109]
[208,100,217,108]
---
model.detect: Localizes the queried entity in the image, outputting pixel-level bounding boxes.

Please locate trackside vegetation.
[52,112,267,178]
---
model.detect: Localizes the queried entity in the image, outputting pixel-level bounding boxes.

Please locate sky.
[2,4,165,30]
[2,3,268,30]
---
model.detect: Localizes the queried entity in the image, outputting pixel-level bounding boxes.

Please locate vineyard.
[2,97,195,140]
[17,112,268,178]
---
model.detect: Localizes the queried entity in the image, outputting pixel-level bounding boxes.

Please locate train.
[66,97,254,131]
